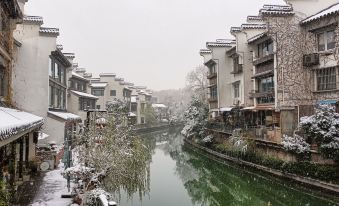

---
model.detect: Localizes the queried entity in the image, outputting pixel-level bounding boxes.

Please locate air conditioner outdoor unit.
[303,53,319,67]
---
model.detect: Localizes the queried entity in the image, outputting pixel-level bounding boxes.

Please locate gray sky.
[25,0,284,91]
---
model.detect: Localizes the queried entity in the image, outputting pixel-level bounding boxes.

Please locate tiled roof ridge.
[260,4,294,16]
[23,15,43,24]
[39,27,60,36]
[301,3,339,25]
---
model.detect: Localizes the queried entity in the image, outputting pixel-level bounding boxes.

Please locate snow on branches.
[181,96,208,139]
[282,134,310,154]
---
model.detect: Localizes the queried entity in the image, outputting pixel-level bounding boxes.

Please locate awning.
[0,107,44,141]
[220,107,233,112]
[318,100,337,105]
[70,90,98,99]
[242,106,256,110]
[48,111,82,122]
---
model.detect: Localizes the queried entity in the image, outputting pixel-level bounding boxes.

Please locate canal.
[115,127,338,206]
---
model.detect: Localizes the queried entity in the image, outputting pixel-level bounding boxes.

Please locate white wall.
[285,0,338,17]
[13,22,55,118]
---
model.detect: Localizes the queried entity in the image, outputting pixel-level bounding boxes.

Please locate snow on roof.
[70,90,98,99]
[128,112,137,117]
[152,104,167,108]
[57,44,63,51]
[247,16,263,22]
[48,111,81,121]
[248,32,268,44]
[38,132,49,140]
[206,39,235,47]
[200,49,212,55]
[0,107,44,140]
[39,27,60,36]
[23,16,43,24]
[63,53,75,59]
[72,72,88,81]
[260,4,294,16]
[90,83,108,88]
[302,3,339,24]
[230,27,241,33]
[241,24,267,30]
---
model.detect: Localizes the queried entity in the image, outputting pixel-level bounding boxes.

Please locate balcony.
[253,53,274,66]
[249,90,274,98]
[230,64,243,74]
[207,73,217,79]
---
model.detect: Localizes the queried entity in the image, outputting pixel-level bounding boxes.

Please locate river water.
[116,127,338,206]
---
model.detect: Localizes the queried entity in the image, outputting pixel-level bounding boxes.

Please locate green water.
[117,127,338,206]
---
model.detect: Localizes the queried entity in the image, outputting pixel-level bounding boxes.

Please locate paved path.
[29,163,73,206]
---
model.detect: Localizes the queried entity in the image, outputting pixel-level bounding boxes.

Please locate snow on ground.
[31,163,73,206]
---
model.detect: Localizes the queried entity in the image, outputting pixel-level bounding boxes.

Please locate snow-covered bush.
[181,96,208,139]
[229,133,248,153]
[300,104,339,162]
[282,134,310,154]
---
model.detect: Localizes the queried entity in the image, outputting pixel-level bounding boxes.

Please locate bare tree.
[185,65,208,102]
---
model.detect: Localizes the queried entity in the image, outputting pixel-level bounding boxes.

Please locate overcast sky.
[25,0,284,91]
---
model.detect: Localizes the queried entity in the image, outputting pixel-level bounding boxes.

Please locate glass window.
[110,90,116,96]
[210,86,217,100]
[60,68,65,84]
[55,63,60,82]
[49,85,54,107]
[0,66,5,97]
[233,82,240,98]
[92,89,104,96]
[49,58,53,77]
[96,105,101,110]
[259,76,274,93]
[317,67,337,91]
[318,30,335,51]
[258,40,273,58]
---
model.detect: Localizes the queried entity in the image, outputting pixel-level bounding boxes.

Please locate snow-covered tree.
[186,65,208,103]
[282,134,310,155]
[181,96,208,139]
[66,99,151,201]
[282,104,339,162]
[300,104,339,162]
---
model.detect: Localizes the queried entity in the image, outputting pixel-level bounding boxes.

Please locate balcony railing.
[253,53,274,66]
[249,90,274,98]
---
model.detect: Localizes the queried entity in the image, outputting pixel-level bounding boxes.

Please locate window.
[96,105,101,110]
[232,56,242,73]
[0,65,6,97]
[110,90,116,96]
[49,58,66,85]
[131,103,137,112]
[141,103,145,113]
[258,39,273,58]
[141,117,145,124]
[210,86,217,100]
[316,67,337,91]
[49,82,66,110]
[318,30,335,52]
[92,89,104,96]
[209,65,216,75]
[233,82,240,98]
[79,98,95,110]
[259,76,274,93]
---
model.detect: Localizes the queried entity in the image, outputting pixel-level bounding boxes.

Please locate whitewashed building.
[13,8,81,146]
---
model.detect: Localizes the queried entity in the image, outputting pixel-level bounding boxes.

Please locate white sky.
[25,0,284,90]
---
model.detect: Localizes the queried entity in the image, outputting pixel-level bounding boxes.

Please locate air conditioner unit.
[303,53,319,67]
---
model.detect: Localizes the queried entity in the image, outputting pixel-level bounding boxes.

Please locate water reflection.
[118,128,338,206]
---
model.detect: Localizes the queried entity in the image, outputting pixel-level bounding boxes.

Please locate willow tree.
[65,99,151,203]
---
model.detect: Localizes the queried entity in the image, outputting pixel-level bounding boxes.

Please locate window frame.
[91,88,105,96]
[110,90,116,96]
[316,67,337,91]
[317,29,336,52]
[233,82,240,98]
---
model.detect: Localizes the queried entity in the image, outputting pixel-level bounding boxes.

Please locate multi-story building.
[65,55,98,121]
[200,39,236,118]
[13,9,81,146]
[0,0,44,187]
[89,73,132,110]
